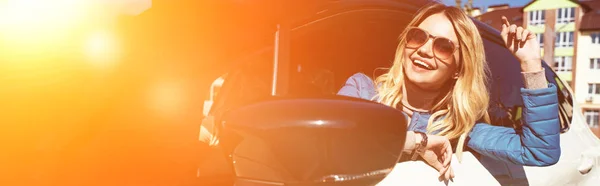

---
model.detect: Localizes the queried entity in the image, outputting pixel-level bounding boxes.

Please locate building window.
[592,32,600,44]
[589,83,600,95]
[529,10,545,25]
[555,32,574,47]
[557,7,575,24]
[536,33,544,47]
[591,58,600,69]
[585,110,599,128]
[554,56,572,72]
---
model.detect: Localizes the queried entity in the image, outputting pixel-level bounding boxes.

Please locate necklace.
[401,99,430,113]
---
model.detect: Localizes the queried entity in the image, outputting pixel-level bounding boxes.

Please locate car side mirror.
[213,95,408,186]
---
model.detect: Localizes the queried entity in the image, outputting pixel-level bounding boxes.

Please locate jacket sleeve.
[467,83,561,166]
[336,73,377,100]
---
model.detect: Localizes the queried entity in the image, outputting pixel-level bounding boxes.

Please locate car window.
[289,9,413,96]
[208,51,274,117]
[208,9,415,116]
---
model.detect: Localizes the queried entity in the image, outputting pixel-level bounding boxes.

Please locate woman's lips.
[411,59,433,72]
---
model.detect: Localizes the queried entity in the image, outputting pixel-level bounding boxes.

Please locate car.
[199,0,600,185]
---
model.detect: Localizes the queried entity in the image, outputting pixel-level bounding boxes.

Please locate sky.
[440,0,531,12]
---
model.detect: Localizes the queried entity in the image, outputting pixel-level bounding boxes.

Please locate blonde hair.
[374,3,491,161]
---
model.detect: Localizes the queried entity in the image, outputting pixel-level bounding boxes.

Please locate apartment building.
[575,0,600,131]
[522,0,583,87]
[478,0,600,136]
[475,4,523,31]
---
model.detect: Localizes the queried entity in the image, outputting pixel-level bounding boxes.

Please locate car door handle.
[578,157,593,175]
[578,147,600,175]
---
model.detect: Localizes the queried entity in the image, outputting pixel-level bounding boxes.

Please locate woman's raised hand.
[500,16,543,73]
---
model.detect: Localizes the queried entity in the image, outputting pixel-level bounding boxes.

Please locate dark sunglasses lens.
[433,38,456,59]
[406,28,428,48]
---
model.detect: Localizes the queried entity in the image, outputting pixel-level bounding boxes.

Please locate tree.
[455,0,462,10]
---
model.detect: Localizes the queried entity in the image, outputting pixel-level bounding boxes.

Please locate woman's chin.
[406,78,445,91]
[406,79,430,87]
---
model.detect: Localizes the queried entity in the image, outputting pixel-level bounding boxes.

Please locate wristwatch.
[411,132,428,161]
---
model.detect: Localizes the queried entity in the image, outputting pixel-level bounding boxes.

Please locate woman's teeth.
[414,60,431,69]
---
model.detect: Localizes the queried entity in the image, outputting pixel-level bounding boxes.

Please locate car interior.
[209,9,413,116]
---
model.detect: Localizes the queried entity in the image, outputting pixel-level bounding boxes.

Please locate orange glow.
[84,31,121,69]
[148,78,188,119]
[0,0,86,48]
[0,1,225,185]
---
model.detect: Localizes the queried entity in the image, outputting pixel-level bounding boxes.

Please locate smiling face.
[402,13,460,91]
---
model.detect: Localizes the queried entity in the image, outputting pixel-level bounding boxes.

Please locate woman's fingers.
[429,155,448,179]
[439,137,452,178]
[446,167,452,180]
[502,16,510,26]
[501,16,535,51]
[434,161,447,175]
[444,145,453,181]
[521,29,530,43]
[442,143,452,168]
[438,166,449,181]
[528,30,537,40]
[424,135,453,181]
[509,24,517,35]
[501,17,509,43]
[506,24,517,48]
[516,26,523,41]
[520,29,531,48]
[440,149,453,180]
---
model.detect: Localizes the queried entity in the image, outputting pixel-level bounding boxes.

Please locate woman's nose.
[416,38,434,58]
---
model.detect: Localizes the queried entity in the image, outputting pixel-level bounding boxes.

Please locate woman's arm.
[467,79,561,166]
[469,16,560,166]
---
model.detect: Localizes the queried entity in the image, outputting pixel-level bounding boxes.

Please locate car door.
[200,0,600,185]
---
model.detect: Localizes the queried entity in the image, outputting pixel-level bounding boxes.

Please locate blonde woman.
[338,3,560,181]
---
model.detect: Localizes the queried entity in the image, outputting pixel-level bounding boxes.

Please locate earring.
[453,73,459,79]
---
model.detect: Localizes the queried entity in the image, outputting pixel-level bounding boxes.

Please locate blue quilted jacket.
[337,73,561,166]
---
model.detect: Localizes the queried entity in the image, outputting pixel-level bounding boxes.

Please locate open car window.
[207,7,574,133]
[208,8,415,116]
[289,9,414,96]
[208,50,274,118]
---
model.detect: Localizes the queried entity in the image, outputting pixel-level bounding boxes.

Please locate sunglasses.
[405,27,460,60]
